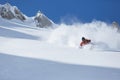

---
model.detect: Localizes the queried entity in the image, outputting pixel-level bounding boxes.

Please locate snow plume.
[48,21,120,51]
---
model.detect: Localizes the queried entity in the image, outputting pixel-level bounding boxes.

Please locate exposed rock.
[34,11,53,28]
[0,3,26,21]
[0,3,54,28]
[112,21,120,32]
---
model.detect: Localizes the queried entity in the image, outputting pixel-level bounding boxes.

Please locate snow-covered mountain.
[0,3,54,28]
[0,17,120,67]
[0,17,120,80]
[34,11,53,28]
[0,3,120,80]
[0,3,26,21]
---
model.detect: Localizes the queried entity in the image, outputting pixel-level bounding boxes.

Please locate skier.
[80,37,91,47]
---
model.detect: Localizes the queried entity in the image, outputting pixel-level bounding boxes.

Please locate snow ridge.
[0,3,54,28]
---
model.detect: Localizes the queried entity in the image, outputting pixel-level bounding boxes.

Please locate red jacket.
[80,39,91,46]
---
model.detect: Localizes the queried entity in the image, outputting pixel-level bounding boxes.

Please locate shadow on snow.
[0,27,39,40]
[0,53,120,80]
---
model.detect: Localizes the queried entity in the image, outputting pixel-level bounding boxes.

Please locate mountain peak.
[36,11,43,17]
[34,10,53,28]
[4,3,11,7]
[0,3,26,21]
[0,3,54,28]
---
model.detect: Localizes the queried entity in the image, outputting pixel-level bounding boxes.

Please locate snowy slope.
[0,53,120,80]
[0,17,120,80]
[0,18,120,69]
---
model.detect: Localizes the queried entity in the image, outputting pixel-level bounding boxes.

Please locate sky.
[0,0,120,24]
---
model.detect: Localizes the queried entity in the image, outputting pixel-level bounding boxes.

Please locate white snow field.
[0,18,120,80]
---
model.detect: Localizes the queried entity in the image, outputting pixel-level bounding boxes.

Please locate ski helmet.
[82,37,85,41]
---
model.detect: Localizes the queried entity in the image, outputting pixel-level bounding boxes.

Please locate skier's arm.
[80,42,83,46]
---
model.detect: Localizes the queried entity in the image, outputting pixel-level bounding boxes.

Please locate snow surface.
[0,18,120,80]
[0,53,120,80]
